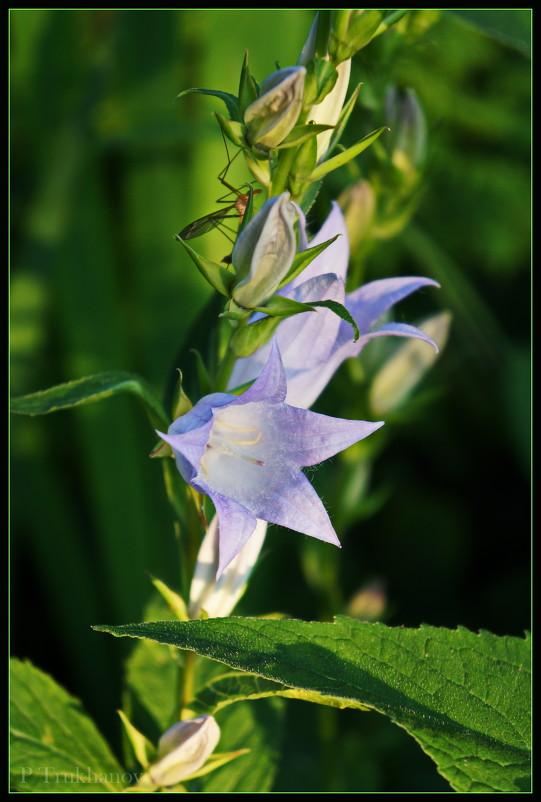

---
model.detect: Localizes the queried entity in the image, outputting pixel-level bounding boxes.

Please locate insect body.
[176,190,259,242]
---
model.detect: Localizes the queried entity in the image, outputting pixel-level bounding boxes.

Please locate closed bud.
[231,192,297,308]
[149,716,221,788]
[189,516,268,619]
[244,67,306,151]
[369,311,451,416]
[329,10,384,62]
[384,87,427,178]
[338,179,376,253]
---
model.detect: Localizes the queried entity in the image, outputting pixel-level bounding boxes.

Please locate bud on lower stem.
[148,716,221,788]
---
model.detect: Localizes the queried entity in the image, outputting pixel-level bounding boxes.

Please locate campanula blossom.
[158,343,383,577]
[228,201,439,408]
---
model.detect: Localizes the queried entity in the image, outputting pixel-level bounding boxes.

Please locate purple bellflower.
[158,342,383,577]
[228,201,440,408]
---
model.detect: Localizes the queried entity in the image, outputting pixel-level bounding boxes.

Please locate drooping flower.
[148,716,220,788]
[228,201,440,408]
[158,342,383,577]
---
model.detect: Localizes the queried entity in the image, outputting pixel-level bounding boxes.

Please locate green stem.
[270,146,298,197]
[178,650,196,719]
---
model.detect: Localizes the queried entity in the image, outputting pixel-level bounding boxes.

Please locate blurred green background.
[10,10,530,792]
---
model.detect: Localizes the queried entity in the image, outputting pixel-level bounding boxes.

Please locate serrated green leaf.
[177,87,240,120]
[190,671,370,716]
[96,617,531,793]
[10,371,168,430]
[277,234,340,288]
[175,236,235,298]
[310,127,388,182]
[10,658,125,792]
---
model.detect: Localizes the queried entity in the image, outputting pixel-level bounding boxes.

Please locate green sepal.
[229,315,283,358]
[253,295,317,317]
[175,236,235,297]
[310,127,388,182]
[214,112,247,149]
[181,750,250,781]
[310,299,360,341]
[244,149,271,187]
[170,369,192,420]
[277,234,340,288]
[149,439,173,459]
[289,134,318,196]
[148,575,189,621]
[325,82,362,157]
[117,710,155,769]
[276,123,334,150]
[303,56,339,110]
[329,10,385,62]
[238,51,259,119]
[190,348,213,397]
[177,87,240,121]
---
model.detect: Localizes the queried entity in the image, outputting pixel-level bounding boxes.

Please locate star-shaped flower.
[159,342,383,576]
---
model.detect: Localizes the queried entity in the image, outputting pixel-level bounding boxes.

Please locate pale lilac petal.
[227,274,344,395]
[346,276,440,334]
[360,321,439,351]
[278,408,384,466]
[158,422,213,484]
[231,339,286,405]
[286,201,349,290]
[209,491,258,577]
[259,470,341,546]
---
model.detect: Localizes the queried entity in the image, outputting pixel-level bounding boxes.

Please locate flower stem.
[178,650,196,719]
[270,146,298,197]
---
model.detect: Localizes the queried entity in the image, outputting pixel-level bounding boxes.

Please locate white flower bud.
[232,192,297,308]
[149,716,221,788]
[244,66,306,150]
[189,517,268,619]
[308,58,351,161]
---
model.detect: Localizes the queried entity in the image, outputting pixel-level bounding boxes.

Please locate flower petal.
[360,321,439,351]
[286,201,350,290]
[258,469,341,546]
[209,491,258,577]
[231,339,286,405]
[278,407,384,466]
[346,276,440,335]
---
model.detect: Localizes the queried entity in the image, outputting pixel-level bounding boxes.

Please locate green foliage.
[96,617,531,792]
[10,658,124,792]
[10,371,168,430]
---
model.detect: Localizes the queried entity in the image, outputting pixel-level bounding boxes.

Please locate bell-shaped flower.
[244,66,306,151]
[158,342,383,577]
[231,192,297,308]
[148,716,220,788]
[228,201,440,409]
